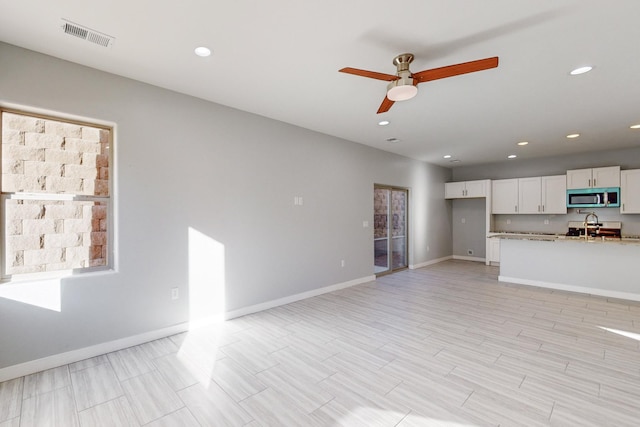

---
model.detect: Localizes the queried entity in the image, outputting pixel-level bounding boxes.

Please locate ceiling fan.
[339,54,499,114]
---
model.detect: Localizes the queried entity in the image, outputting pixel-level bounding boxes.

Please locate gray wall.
[0,42,452,369]
[452,198,486,258]
[452,147,640,181]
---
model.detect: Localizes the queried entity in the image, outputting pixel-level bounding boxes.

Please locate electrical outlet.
[171,288,179,300]
[506,219,511,225]
[544,219,550,225]
[461,218,466,224]
[362,220,369,228]
[341,259,345,267]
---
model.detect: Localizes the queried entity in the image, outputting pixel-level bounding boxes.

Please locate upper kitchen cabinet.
[621,169,640,214]
[542,175,568,214]
[517,176,568,214]
[495,175,566,214]
[492,179,518,213]
[566,166,620,189]
[445,179,488,199]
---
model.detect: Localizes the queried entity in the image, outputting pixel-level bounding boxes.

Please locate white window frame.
[0,108,114,282]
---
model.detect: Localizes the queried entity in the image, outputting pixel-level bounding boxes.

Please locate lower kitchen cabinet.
[487,238,500,264]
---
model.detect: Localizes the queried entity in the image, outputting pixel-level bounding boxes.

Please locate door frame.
[373,184,409,277]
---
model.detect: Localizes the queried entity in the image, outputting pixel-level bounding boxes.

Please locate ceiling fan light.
[387,84,417,101]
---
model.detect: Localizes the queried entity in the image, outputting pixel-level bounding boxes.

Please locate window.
[1,109,112,280]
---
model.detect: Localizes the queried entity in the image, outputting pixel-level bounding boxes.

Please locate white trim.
[498,275,640,303]
[0,274,376,382]
[224,274,376,320]
[452,255,486,263]
[410,255,452,270]
[0,322,189,383]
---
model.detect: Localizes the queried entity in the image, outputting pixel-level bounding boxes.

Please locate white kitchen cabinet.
[494,175,566,214]
[518,175,567,214]
[566,166,620,189]
[487,237,500,264]
[518,177,542,214]
[542,175,568,214]
[492,179,519,213]
[621,169,640,214]
[445,179,488,199]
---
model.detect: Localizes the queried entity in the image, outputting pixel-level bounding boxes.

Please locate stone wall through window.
[1,110,111,278]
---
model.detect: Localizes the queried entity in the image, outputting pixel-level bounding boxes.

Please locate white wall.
[0,42,452,369]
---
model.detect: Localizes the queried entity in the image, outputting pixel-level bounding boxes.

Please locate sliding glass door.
[374,185,408,275]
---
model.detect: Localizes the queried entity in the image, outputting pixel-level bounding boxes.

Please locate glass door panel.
[374,188,390,274]
[374,186,408,275]
[391,189,407,269]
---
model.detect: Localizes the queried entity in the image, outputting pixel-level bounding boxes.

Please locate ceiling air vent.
[61,19,114,47]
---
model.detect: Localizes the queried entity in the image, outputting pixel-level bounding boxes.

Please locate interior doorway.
[374,185,408,275]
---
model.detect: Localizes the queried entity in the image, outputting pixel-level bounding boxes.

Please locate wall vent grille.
[62,20,114,47]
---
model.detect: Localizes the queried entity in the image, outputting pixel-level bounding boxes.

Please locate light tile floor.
[1,260,639,426]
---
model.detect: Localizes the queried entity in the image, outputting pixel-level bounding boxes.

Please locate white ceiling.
[1,0,640,168]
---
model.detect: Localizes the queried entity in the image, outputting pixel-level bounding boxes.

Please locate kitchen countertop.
[488,231,640,244]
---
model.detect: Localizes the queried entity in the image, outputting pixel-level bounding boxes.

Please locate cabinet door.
[445,182,465,199]
[542,175,567,214]
[492,179,519,213]
[464,180,486,198]
[621,169,640,213]
[518,177,542,214]
[488,238,501,263]
[566,169,592,189]
[592,166,620,188]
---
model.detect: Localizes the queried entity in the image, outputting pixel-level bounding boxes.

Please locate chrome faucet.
[584,212,599,239]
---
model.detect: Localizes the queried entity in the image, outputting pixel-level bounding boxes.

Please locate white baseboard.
[410,255,452,270]
[0,274,376,383]
[0,323,190,383]
[224,274,375,320]
[499,276,640,303]
[452,255,486,263]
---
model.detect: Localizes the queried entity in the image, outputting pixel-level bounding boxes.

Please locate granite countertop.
[488,232,640,244]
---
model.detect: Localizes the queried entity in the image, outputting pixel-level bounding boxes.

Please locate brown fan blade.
[412,57,499,84]
[339,67,399,82]
[377,96,395,114]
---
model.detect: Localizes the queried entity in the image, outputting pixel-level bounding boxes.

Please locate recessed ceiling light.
[630,124,640,129]
[566,133,580,139]
[378,120,390,126]
[570,66,593,75]
[507,154,517,159]
[194,46,211,57]
[443,155,452,159]
[517,141,529,146]
[450,159,461,163]
[386,137,400,143]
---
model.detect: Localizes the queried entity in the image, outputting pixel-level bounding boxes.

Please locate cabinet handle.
[593,179,596,187]
[542,205,545,212]
[538,205,540,212]
[515,205,518,212]
[588,178,592,187]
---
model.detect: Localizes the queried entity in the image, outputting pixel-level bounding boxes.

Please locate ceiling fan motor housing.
[387,53,417,101]
[387,70,417,101]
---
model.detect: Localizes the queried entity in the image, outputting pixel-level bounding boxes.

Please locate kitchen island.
[492,234,640,302]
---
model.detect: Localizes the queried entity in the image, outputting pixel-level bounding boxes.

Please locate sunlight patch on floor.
[599,326,640,342]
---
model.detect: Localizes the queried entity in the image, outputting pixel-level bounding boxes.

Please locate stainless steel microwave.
[566,187,620,208]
